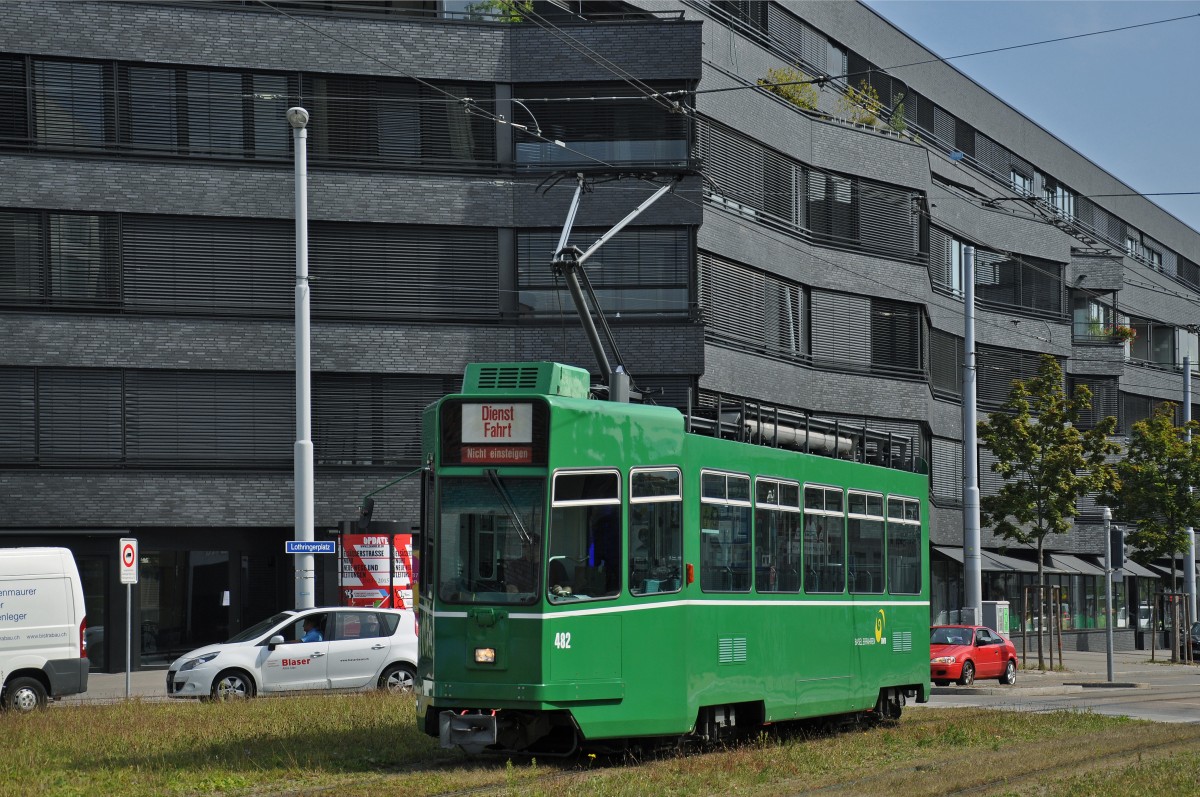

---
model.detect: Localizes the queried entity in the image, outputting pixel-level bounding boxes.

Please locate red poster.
[339,533,414,608]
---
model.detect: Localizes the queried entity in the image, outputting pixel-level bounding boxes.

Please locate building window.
[977,347,1055,410]
[1069,376,1118,429]
[0,210,118,308]
[514,82,690,168]
[974,251,1064,317]
[1127,316,1175,368]
[0,366,451,467]
[519,227,690,318]
[929,328,963,400]
[1145,246,1163,270]
[304,74,494,166]
[1044,179,1075,219]
[699,252,803,361]
[1121,393,1177,435]
[810,290,925,379]
[32,59,112,148]
[1010,169,1031,195]
[695,119,923,263]
[1072,293,1116,343]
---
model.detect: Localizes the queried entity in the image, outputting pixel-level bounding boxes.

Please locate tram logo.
[853,609,888,647]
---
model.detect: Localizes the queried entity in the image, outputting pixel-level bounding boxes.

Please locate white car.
[166,608,416,700]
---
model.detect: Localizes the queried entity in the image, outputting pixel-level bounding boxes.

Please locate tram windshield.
[438,475,545,605]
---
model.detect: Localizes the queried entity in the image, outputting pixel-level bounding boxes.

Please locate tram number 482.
[553,632,572,649]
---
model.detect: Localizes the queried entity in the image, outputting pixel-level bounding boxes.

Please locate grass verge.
[3,697,1198,796]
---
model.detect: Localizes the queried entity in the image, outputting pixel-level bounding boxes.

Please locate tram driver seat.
[548,557,573,597]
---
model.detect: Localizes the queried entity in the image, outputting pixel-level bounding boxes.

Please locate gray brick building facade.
[1,1,1192,668]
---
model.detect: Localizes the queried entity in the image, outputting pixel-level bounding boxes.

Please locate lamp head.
[286,106,310,129]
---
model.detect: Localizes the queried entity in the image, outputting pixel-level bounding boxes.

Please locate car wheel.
[957,661,975,687]
[3,677,47,712]
[378,663,415,693]
[209,670,256,701]
[999,659,1017,685]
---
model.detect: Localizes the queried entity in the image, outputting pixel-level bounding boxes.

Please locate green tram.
[416,361,931,755]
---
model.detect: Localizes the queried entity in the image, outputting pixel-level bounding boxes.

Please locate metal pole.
[289,107,315,610]
[1184,356,1196,625]
[125,583,131,699]
[1104,506,1114,682]
[962,245,982,624]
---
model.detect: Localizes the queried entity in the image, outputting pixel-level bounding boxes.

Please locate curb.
[932,685,1084,696]
[1063,681,1149,689]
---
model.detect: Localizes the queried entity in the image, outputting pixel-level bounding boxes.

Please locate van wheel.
[209,670,255,701]
[379,663,415,693]
[4,677,47,712]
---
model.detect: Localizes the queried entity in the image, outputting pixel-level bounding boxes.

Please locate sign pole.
[125,582,131,699]
[119,538,139,699]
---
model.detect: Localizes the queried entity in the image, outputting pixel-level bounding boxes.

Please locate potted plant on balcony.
[758,66,820,113]
[1109,324,1136,344]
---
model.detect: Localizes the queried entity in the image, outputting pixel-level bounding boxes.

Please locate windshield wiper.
[484,469,534,546]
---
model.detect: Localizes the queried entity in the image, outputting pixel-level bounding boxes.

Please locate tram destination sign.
[442,399,548,466]
[459,402,534,465]
[461,402,533,443]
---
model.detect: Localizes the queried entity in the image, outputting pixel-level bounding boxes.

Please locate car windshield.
[930,627,971,646]
[226,612,294,643]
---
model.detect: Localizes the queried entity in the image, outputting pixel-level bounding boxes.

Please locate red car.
[930,625,1018,686]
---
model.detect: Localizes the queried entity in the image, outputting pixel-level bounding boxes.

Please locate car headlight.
[931,656,957,665]
[179,652,219,672]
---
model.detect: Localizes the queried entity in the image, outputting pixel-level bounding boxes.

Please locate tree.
[977,355,1119,669]
[1106,403,1200,591]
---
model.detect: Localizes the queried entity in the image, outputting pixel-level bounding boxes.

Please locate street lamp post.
[1103,505,1114,683]
[288,106,315,610]
[962,245,982,625]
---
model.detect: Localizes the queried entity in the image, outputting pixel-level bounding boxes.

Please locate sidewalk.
[936,646,1196,696]
[59,669,168,704]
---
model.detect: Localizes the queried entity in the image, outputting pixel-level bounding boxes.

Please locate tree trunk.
[1036,538,1045,671]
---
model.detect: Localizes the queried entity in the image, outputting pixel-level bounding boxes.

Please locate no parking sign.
[119,537,139,585]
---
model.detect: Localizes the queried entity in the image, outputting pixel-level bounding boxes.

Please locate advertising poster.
[339,534,414,608]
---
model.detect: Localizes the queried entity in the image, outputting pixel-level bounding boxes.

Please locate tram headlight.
[475,647,496,664]
[931,656,956,665]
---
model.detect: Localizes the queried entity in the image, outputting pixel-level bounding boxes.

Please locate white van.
[0,548,89,710]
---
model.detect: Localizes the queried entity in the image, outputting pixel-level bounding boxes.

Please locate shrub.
[758,66,820,112]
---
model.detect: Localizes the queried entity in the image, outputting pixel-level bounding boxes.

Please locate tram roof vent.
[463,361,591,399]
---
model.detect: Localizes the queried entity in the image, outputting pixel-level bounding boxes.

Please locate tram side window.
[887,496,922,595]
[629,468,683,596]
[437,476,545,606]
[755,478,801,593]
[847,491,885,595]
[700,471,752,592]
[804,486,845,594]
[548,469,621,603]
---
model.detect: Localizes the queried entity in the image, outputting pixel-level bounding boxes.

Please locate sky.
[860,0,1200,234]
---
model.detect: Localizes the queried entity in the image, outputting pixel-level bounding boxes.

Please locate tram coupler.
[439,710,497,754]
